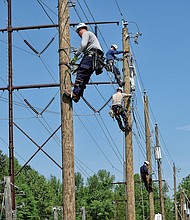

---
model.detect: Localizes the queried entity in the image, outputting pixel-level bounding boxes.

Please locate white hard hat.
[111,44,118,50]
[117,87,123,92]
[76,23,88,32]
[144,160,149,165]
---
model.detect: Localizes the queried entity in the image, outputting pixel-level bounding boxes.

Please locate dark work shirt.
[106,49,124,60]
[140,164,149,175]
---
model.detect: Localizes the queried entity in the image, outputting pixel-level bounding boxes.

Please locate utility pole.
[155,124,165,220]
[144,93,154,220]
[173,163,179,220]
[4,176,13,220]
[58,0,75,219]
[122,21,136,220]
[180,189,185,220]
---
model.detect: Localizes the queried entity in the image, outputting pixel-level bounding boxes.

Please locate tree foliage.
[0,150,185,219]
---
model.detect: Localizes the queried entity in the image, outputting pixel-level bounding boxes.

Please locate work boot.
[64,89,80,103]
[118,81,125,87]
[120,126,126,132]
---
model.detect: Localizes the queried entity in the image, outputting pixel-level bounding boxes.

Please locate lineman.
[106,44,128,87]
[140,161,153,193]
[65,23,104,103]
[111,87,131,132]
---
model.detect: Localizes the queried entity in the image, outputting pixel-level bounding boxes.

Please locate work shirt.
[112,91,130,106]
[75,31,102,57]
[140,164,149,175]
[106,49,124,61]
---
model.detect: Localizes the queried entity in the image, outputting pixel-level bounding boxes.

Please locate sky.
[0,0,190,199]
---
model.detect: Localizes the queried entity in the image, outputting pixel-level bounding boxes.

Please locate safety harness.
[85,48,105,75]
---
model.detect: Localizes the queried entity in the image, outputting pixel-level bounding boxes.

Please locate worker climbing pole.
[64,22,104,103]
[110,87,132,132]
[105,44,129,87]
[140,160,153,193]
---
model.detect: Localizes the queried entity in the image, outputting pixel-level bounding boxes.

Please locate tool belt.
[105,59,114,72]
[85,48,105,75]
[112,105,122,116]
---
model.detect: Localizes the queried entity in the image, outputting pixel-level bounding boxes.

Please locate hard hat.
[144,160,149,165]
[111,44,118,50]
[117,87,123,92]
[76,23,88,32]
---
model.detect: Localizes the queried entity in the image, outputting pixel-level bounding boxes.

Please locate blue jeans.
[73,54,94,97]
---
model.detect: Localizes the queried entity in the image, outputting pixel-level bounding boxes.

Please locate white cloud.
[177,125,190,131]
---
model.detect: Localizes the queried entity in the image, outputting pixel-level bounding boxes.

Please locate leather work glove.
[71,55,78,65]
[124,49,129,53]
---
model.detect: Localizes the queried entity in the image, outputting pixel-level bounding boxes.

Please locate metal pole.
[122,23,136,220]
[81,207,86,220]
[58,0,75,219]
[7,0,16,218]
[144,94,154,220]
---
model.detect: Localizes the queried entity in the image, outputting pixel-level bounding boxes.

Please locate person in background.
[65,22,104,103]
[106,44,128,87]
[140,160,153,193]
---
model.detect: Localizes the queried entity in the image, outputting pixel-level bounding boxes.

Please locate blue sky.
[0,0,190,197]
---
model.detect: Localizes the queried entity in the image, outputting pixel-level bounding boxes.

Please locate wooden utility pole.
[58,1,75,219]
[155,124,165,220]
[144,93,154,220]
[173,163,179,220]
[4,176,13,220]
[122,22,136,220]
[180,189,185,220]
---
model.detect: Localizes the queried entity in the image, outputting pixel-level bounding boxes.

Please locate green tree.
[15,163,63,219]
[85,170,115,220]
[113,183,126,220]
[75,172,87,220]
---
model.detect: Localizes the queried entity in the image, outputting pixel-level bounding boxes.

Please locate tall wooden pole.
[173,163,179,220]
[155,124,165,220]
[58,1,75,219]
[122,22,136,220]
[144,93,154,220]
[180,189,185,220]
